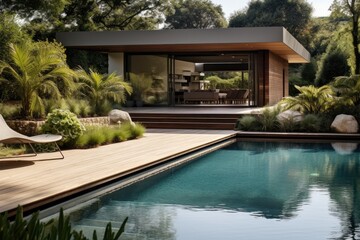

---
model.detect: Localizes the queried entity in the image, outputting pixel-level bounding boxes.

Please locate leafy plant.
[0,206,127,240]
[281,85,336,114]
[77,68,132,115]
[42,109,85,147]
[0,41,76,118]
[332,75,360,105]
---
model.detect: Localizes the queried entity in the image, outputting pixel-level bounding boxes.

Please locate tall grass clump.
[235,115,259,131]
[0,103,20,119]
[300,114,323,132]
[74,123,145,148]
[258,107,280,131]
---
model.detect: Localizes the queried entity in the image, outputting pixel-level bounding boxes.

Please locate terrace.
[0,129,235,216]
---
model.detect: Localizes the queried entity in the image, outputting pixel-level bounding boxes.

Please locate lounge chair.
[0,115,64,159]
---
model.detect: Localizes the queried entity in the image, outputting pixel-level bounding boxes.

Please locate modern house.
[56,27,310,107]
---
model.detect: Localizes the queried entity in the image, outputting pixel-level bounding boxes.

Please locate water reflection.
[71,141,360,239]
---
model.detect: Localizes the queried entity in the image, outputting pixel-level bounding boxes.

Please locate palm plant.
[332,75,360,105]
[77,68,132,115]
[0,41,76,118]
[281,85,336,114]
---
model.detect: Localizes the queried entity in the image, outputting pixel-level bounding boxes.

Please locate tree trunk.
[349,0,360,74]
[352,13,360,74]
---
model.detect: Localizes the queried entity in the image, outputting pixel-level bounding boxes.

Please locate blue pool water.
[70,140,360,239]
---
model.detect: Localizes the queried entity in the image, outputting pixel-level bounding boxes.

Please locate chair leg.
[54,142,64,159]
[29,142,64,159]
[0,142,64,160]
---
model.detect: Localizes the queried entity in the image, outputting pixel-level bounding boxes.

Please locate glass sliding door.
[126,54,169,106]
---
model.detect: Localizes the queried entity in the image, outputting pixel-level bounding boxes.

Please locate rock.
[108,109,135,126]
[330,114,358,133]
[277,110,303,123]
[331,142,358,155]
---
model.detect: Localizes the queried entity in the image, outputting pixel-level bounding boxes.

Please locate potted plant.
[129,73,152,107]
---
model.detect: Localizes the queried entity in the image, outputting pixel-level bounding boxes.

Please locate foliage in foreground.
[0,206,127,240]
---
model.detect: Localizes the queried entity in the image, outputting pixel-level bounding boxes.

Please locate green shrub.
[300,114,323,132]
[235,115,259,131]
[0,206,127,240]
[42,109,85,147]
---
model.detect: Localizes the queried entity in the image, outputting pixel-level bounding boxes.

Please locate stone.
[330,114,358,133]
[277,110,303,123]
[108,109,135,126]
[331,142,358,155]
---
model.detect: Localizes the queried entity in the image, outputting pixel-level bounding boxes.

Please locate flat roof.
[56,27,310,63]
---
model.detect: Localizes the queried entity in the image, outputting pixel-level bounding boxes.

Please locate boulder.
[330,114,358,133]
[108,109,135,126]
[331,142,358,155]
[277,110,303,123]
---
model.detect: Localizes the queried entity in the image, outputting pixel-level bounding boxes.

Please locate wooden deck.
[0,129,236,215]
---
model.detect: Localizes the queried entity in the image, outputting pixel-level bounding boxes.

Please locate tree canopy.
[1,0,171,40]
[330,0,360,74]
[229,0,312,45]
[0,13,30,62]
[164,0,227,29]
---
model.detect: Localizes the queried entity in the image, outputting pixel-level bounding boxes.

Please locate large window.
[126,54,168,106]
[170,53,257,106]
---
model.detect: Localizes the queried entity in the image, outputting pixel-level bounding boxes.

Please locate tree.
[330,0,360,74]
[301,61,317,84]
[229,0,312,45]
[0,41,75,118]
[0,0,171,38]
[316,48,350,86]
[0,13,30,62]
[77,68,132,114]
[164,0,227,29]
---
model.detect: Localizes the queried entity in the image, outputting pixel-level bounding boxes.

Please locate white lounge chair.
[0,114,64,159]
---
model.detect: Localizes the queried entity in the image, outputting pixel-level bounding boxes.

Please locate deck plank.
[0,129,235,214]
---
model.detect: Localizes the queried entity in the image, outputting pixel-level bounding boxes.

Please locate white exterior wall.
[108,53,124,77]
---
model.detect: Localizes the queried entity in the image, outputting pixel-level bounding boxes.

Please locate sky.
[211,0,333,19]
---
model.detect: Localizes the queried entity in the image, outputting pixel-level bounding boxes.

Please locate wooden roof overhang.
[56,27,310,63]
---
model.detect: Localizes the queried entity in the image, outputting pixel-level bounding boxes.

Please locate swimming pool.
[69,140,360,239]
